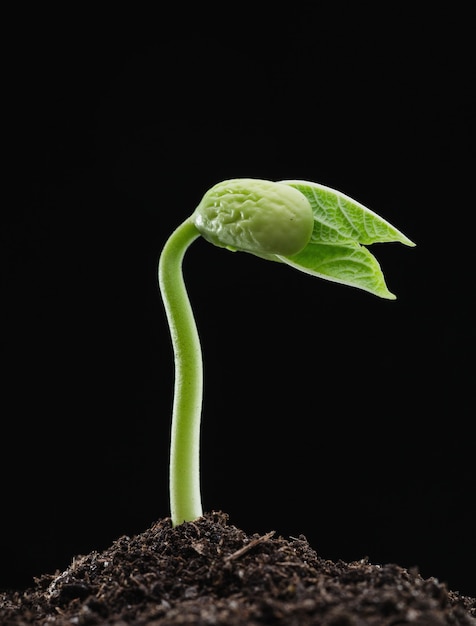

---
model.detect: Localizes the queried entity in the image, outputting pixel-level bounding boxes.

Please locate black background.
[2,7,474,597]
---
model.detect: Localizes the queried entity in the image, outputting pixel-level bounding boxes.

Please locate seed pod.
[191,178,314,256]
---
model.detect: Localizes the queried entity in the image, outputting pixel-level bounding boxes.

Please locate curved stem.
[158,218,203,526]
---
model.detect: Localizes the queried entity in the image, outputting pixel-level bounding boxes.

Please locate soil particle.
[1,511,474,625]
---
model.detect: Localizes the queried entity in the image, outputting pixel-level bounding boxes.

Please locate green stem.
[158,218,203,526]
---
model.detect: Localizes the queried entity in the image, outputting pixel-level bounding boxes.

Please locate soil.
[1,511,474,625]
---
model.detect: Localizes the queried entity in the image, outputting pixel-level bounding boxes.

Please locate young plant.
[158,178,415,527]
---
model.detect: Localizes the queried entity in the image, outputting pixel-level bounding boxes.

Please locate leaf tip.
[402,236,416,248]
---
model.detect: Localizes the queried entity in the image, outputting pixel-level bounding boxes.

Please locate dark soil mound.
[1,511,474,625]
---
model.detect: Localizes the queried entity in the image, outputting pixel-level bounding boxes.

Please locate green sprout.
[158,178,415,527]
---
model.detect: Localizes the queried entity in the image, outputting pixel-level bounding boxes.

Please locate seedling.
[158,178,415,527]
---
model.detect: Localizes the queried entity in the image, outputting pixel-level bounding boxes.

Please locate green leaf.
[280,180,415,247]
[275,180,415,299]
[280,241,397,299]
